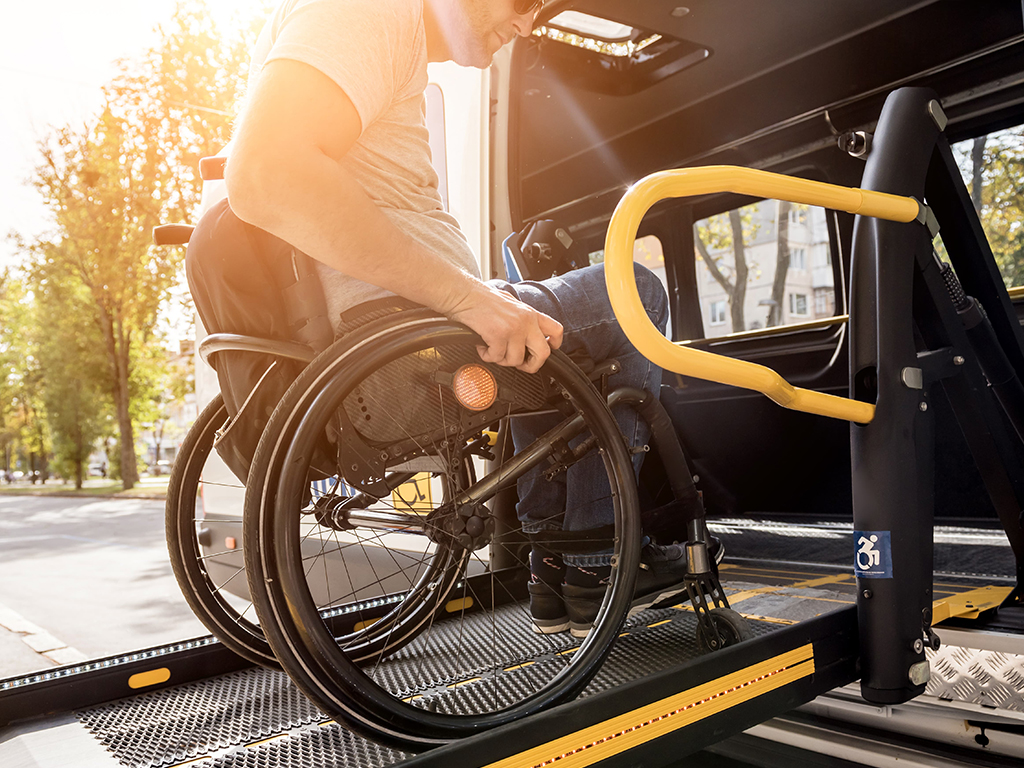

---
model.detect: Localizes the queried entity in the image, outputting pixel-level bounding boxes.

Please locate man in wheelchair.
[214,0,705,638]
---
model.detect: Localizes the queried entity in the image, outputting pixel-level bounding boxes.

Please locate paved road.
[0,495,207,679]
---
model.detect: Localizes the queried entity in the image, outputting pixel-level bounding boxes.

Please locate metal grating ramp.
[74,602,782,768]
[76,668,325,768]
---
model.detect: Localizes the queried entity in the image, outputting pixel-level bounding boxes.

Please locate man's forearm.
[226,146,482,315]
[227,143,562,373]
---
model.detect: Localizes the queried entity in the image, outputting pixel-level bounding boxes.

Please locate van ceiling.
[512,0,1024,225]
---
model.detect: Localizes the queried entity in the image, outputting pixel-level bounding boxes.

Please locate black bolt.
[862,589,873,599]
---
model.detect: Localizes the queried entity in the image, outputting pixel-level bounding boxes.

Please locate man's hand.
[446,282,563,374]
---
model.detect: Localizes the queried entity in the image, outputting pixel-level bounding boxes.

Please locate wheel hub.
[428,500,495,551]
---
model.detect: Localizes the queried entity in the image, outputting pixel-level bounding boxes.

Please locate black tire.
[165,395,277,667]
[696,607,754,653]
[245,311,641,750]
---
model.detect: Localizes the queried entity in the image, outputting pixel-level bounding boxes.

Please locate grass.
[0,475,169,499]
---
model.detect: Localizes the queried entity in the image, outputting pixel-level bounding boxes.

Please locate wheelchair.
[158,172,747,752]
[163,299,745,750]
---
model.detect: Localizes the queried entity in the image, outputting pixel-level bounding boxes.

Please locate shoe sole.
[569,583,689,638]
[532,618,570,634]
[566,539,726,638]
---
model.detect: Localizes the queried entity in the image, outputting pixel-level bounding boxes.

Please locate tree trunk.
[769,200,792,327]
[728,209,748,332]
[98,307,139,489]
[154,421,164,472]
[38,424,47,484]
[971,136,986,212]
[74,419,84,490]
[114,334,139,489]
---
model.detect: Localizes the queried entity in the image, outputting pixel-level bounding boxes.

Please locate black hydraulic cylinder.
[956,296,1024,447]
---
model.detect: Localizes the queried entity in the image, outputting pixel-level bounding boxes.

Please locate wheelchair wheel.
[165,395,277,667]
[244,311,641,750]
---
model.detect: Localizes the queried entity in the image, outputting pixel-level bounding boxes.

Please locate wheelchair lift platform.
[2,555,1017,768]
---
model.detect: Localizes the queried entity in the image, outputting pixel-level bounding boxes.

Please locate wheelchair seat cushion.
[186,198,332,482]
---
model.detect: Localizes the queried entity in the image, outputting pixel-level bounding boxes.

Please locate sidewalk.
[0,476,168,500]
[0,603,85,681]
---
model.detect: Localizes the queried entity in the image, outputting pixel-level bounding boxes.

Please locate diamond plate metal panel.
[926,643,1024,712]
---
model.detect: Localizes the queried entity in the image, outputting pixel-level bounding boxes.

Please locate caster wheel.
[697,607,754,653]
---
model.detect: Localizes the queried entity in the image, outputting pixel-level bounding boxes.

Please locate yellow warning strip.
[722,588,772,606]
[737,614,798,626]
[726,573,854,607]
[778,594,852,605]
[505,661,536,672]
[932,585,1012,623]
[482,644,815,768]
[449,677,482,689]
[719,563,834,580]
[933,581,994,590]
[671,604,798,626]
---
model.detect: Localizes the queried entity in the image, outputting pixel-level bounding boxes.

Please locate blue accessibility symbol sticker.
[854,531,892,579]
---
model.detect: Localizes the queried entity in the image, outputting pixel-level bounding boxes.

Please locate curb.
[0,603,87,669]
[0,491,166,501]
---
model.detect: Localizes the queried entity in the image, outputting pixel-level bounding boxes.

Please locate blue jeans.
[489,264,669,567]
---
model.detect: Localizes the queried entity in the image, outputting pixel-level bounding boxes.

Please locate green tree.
[0,273,48,479]
[0,270,18,473]
[954,128,1024,289]
[31,108,168,489]
[22,0,258,488]
[30,266,111,488]
[108,0,260,223]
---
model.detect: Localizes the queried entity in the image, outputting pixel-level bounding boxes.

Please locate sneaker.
[529,547,569,634]
[562,543,692,638]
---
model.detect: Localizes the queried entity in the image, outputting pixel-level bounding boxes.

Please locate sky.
[0,0,257,268]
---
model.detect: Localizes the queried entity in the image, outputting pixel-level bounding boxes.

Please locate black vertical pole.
[849,88,941,704]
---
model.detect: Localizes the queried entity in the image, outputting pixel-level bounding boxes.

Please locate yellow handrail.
[604,166,922,423]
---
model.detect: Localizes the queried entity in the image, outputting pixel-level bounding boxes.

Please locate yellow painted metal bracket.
[604,166,923,423]
[932,585,1012,623]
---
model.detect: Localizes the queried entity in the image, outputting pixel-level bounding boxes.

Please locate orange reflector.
[446,597,474,613]
[452,364,497,411]
[128,668,170,689]
[225,536,237,550]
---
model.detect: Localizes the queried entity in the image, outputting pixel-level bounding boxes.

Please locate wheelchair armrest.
[198,333,315,365]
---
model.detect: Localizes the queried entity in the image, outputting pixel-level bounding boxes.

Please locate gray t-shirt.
[247,0,480,325]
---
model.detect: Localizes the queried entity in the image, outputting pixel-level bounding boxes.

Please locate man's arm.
[226,59,561,372]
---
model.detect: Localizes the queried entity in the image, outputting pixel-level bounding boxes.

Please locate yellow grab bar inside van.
[604,166,923,423]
